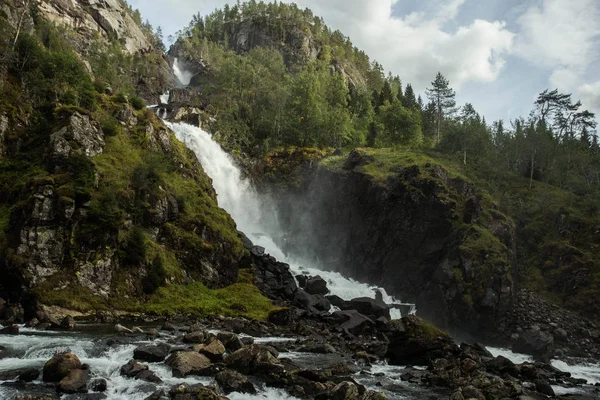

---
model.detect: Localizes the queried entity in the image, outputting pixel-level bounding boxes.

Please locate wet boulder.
[195,339,225,362]
[183,330,206,344]
[0,324,19,335]
[534,380,555,397]
[18,368,40,382]
[305,276,329,295]
[326,295,348,309]
[224,344,282,375]
[216,369,256,394]
[90,378,108,392]
[168,383,222,400]
[314,296,332,312]
[120,360,148,378]
[217,332,244,353]
[60,316,77,331]
[342,297,390,319]
[293,289,318,311]
[268,308,296,326]
[336,310,375,335]
[135,369,163,383]
[318,381,360,400]
[58,368,89,393]
[166,351,212,378]
[43,352,82,382]
[134,343,171,363]
[512,329,555,362]
[161,321,176,331]
[386,315,458,365]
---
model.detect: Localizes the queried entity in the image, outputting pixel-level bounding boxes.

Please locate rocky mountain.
[0,0,274,319]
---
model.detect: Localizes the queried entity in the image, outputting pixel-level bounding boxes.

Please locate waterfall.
[165,121,410,317]
[173,58,194,87]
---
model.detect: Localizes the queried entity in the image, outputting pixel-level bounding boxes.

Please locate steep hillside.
[0,0,276,319]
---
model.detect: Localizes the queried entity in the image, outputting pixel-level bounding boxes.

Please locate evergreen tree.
[426,72,456,143]
[403,83,418,110]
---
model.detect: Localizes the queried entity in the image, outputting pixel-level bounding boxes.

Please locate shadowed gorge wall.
[266,150,517,337]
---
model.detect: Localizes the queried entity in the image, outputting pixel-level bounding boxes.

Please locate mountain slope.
[0,0,276,319]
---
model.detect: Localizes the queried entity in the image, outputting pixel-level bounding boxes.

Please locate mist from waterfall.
[173,58,194,87]
[164,121,410,316]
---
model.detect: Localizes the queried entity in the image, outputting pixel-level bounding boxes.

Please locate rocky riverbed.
[2,251,600,400]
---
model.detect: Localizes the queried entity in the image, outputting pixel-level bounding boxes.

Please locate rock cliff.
[265,149,517,337]
[37,0,152,54]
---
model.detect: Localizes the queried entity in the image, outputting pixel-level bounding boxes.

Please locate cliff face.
[267,150,517,337]
[0,103,246,316]
[0,1,252,317]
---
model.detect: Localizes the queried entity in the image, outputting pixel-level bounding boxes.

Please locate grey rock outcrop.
[37,0,152,54]
[49,112,104,159]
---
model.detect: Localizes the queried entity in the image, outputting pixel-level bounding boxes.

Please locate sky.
[129,0,600,124]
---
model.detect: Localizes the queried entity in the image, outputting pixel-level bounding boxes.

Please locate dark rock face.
[269,161,517,335]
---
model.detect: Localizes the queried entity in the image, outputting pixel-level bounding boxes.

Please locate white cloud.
[287,0,514,91]
[579,80,600,117]
[516,0,600,116]
[516,0,600,69]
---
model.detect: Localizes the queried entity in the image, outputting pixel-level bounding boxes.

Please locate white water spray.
[165,121,409,317]
[173,58,194,87]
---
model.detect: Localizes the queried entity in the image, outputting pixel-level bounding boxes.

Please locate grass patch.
[142,270,279,320]
[321,147,466,185]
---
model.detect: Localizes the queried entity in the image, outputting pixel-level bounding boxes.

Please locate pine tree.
[403,83,418,110]
[426,72,456,143]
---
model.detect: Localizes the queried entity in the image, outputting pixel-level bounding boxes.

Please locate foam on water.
[551,359,600,385]
[229,387,302,400]
[166,121,413,317]
[487,347,533,364]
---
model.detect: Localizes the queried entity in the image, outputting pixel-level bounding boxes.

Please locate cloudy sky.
[129,0,600,124]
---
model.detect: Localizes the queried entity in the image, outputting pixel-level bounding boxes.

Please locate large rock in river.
[512,329,555,362]
[43,352,82,382]
[386,315,458,365]
[166,351,212,378]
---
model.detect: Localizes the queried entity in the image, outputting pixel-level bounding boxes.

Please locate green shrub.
[114,92,128,104]
[143,256,167,294]
[100,115,119,137]
[120,227,147,268]
[65,155,96,201]
[130,95,145,110]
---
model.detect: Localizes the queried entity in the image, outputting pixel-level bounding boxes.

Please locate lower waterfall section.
[165,121,413,317]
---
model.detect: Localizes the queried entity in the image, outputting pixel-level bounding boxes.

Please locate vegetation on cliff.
[0,0,278,319]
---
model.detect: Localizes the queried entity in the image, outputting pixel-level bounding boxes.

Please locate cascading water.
[173,58,194,87]
[164,121,412,317]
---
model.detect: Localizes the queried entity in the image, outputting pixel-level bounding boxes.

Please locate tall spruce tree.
[426,72,456,143]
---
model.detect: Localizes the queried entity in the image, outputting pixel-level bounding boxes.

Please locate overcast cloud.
[129,0,600,124]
